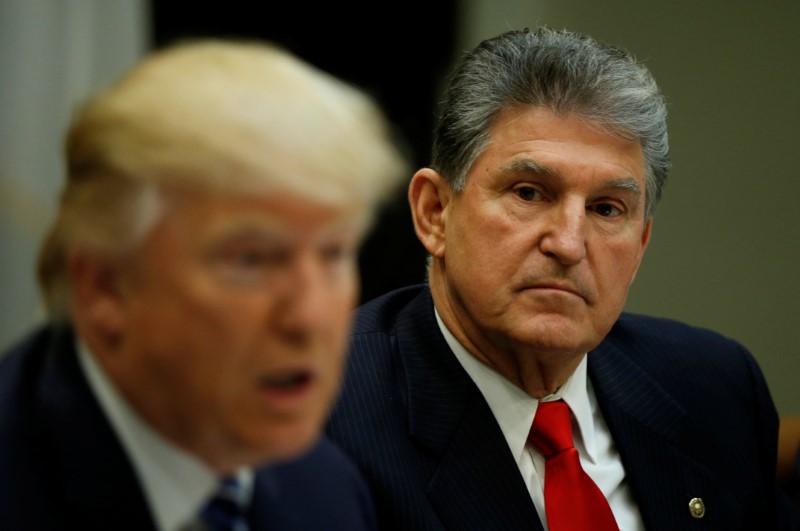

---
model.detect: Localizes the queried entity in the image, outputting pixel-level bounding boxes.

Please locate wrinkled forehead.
[462,107,644,177]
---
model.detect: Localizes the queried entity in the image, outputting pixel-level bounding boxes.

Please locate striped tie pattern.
[200,477,250,531]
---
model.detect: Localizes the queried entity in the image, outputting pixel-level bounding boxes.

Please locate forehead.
[472,106,645,185]
[155,187,368,243]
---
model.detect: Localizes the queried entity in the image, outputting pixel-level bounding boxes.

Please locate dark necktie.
[528,400,619,531]
[200,476,250,531]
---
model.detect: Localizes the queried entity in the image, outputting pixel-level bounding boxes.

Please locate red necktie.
[528,400,619,531]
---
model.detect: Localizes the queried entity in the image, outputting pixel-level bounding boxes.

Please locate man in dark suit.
[327,28,797,530]
[0,39,405,530]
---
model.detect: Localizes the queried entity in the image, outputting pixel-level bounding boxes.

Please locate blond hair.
[38,40,406,315]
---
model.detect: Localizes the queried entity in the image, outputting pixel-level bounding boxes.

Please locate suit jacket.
[327,285,796,530]
[0,324,377,531]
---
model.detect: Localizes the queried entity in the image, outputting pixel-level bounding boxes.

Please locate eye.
[319,241,358,274]
[208,242,290,287]
[514,185,541,201]
[234,248,287,267]
[590,202,623,218]
[321,244,346,263]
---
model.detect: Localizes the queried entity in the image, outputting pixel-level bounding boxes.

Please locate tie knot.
[528,400,574,457]
[200,476,249,531]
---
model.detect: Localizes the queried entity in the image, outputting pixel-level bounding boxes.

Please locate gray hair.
[431,27,670,219]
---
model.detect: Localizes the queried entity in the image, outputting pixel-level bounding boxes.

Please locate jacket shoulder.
[258,436,377,530]
[608,312,750,365]
[0,325,63,437]
[351,284,427,336]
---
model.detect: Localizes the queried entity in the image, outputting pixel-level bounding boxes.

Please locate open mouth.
[261,371,313,391]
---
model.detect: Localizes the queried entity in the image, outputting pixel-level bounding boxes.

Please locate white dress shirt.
[435,309,644,531]
[77,341,253,531]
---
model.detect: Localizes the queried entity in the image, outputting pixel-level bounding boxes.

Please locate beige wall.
[460,0,800,413]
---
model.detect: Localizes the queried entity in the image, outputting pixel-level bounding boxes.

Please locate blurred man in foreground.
[327,27,797,530]
[0,40,404,530]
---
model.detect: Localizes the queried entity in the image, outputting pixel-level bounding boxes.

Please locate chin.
[248,421,325,466]
[517,313,578,334]
[512,323,598,357]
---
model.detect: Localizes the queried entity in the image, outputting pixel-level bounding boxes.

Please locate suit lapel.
[38,326,157,530]
[395,289,724,530]
[589,337,718,531]
[398,290,543,531]
[247,470,287,529]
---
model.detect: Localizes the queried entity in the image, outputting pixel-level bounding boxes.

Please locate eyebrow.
[502,159,642,196]
[206,218,364,248]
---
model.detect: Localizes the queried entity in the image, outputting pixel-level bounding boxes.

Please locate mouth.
[262,371,313,389]
[521,281,588,302]
[258,369,317,406]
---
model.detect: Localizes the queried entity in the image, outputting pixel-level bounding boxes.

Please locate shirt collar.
[77,339,253,531]
[434,308,598,464]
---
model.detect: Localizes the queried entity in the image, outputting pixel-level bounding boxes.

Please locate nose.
[274,254,338,343]
[538,200,587,266]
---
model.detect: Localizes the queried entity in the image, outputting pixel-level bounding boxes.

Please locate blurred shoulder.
[0,324,70,413]
[274,435,368,481]
[261,436,376,530]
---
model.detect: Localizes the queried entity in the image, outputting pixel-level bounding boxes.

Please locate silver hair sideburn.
[431,27,671,219]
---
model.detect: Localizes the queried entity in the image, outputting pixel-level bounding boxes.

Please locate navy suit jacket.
[327,285,796,530]
[0,324,377,531]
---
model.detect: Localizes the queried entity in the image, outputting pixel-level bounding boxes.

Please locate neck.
[429,262,584,399]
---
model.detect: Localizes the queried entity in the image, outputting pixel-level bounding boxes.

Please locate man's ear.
[68,251,128,345]
[408,168,452,258]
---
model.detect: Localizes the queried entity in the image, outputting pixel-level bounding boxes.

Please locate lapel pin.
[688,497,705,519]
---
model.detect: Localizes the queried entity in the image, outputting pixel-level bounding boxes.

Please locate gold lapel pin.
[688,497,705,519]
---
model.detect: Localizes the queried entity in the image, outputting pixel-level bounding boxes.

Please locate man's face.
[107,188,362,471]
[433,106,651,379]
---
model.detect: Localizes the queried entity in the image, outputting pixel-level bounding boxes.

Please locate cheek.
[595,244,645,304]
[132,266,234,326]
[331,267,360,316]
[172,297,254,352]
[322,350,347,397]
[321,284,357,362]
[327,299,356,357]
[617,239,647,281]
[449,209,514,275]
